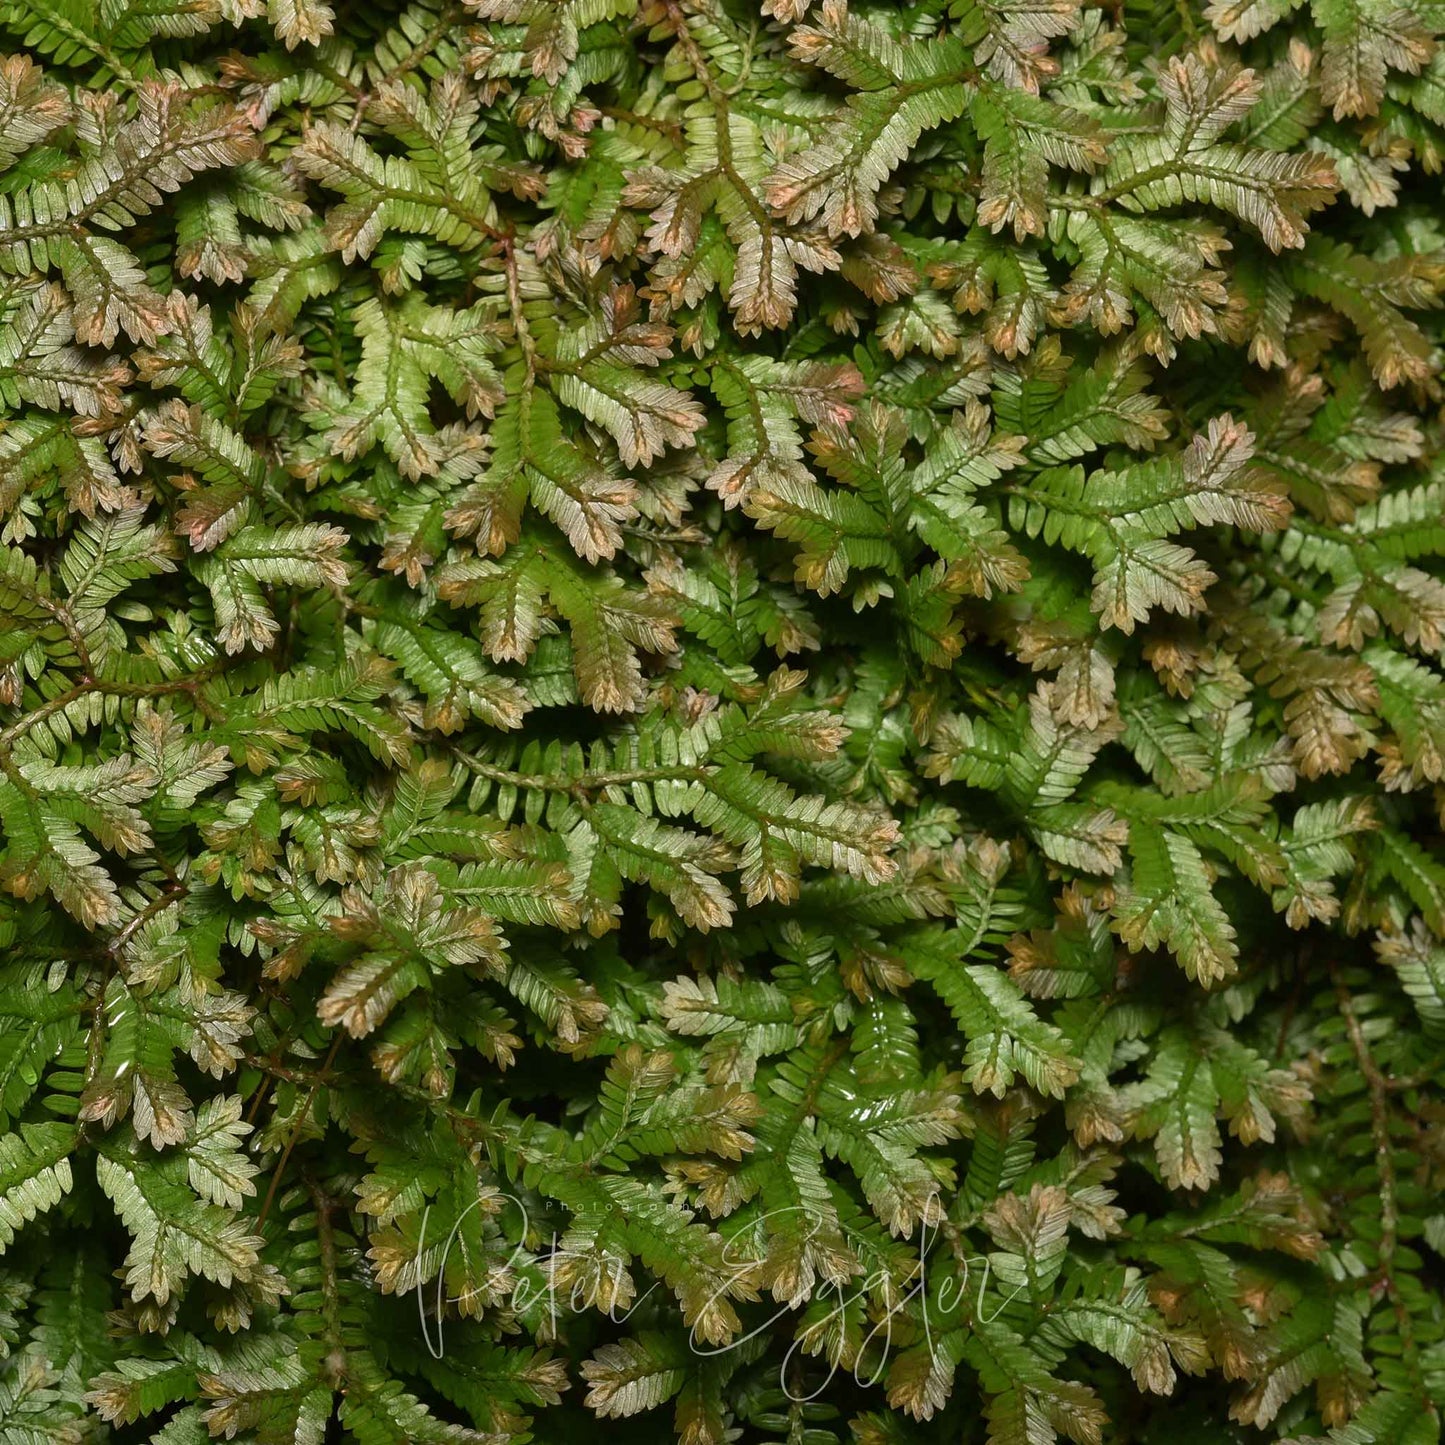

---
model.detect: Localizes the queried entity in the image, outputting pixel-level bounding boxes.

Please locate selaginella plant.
[0,0,1441,1440]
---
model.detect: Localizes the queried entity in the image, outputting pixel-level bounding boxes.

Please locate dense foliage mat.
[0,0,1443,1441]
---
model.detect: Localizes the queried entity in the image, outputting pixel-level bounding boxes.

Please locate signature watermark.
[413,1194,1023,1402]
